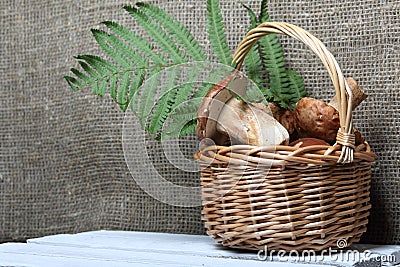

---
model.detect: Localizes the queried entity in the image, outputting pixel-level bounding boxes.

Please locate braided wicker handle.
[232,22,355,163]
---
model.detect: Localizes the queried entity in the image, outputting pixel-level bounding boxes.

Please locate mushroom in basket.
[197,75,367,148]
[196,74,290,146]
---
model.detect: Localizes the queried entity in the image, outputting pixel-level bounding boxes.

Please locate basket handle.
[232,22,355,163]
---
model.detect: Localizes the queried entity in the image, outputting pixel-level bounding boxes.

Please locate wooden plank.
[0,231,399,266]
[28,230,400,266]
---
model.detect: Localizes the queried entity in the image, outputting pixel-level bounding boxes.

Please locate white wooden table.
[0,231,399,267]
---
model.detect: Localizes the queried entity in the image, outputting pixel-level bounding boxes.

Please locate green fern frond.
[74,56,114,97]
[66,1,306,141]
[286,69,306,107]
[91,29,136,69]
[171,64,208,110]
[75,55,117,74]
[64,76,82,91]
[242,4,269,100]
[256,1,306,108]
[91,28,151,109]
[92,29,148,68]
[135,69,161,127]
[207,0,232,65]
[77,60,100,80]
[164,94,201,124]
[128,69,147,104]
[258,36,287,82]
[159,119,197,141]
[243,4,258,27]
[70,68,91,84]
[147,68,180,134]
[259,0,270,22]
[102,21,167,66]
[147,66,208,135]
[93,78,108,96]
[174,120,197,138]
[159,98,201,141]
[123,5,198,130]
[136,2,207,61]
[124,5,188,63]
[257,1,307,108]
[66,3,208,135]
[158,70,236,141]
[73,59,111,97]
[130,3,210,133]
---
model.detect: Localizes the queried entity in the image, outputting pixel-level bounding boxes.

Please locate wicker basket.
[198,22,377,251]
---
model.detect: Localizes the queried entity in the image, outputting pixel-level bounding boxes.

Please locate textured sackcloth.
[0,0,399,244]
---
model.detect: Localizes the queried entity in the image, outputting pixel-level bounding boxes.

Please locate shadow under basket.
[197,22,377,251]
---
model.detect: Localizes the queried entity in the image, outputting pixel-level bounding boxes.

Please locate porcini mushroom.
[215,98,290,146]
[196,74,289,146]
[294,77,367,143]
[196,73,236,145]
[294,97,340,143]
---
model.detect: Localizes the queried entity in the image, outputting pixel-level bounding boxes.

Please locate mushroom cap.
[294,97,340,143]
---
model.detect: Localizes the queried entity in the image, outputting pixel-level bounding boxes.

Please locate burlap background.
[1,0,399,244]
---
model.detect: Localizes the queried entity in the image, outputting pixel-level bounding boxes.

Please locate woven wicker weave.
[198,22,377,251]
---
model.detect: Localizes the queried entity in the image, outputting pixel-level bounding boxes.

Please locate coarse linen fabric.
[0,0,399,244]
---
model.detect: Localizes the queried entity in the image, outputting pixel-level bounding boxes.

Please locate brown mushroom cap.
[196,74,236,141]
[293,77,367,145]
[294,97,340,143]
[274,107,295,135]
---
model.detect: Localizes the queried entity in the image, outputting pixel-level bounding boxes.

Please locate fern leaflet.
[136,2,207,61]
[259,0,270,22]
[109,73,119,101]
[242,4,269,100]
[102,21,167,66]
[159,98,201,141]
[148,69,180,133]
[206,0,232,65]
[124,5,188,63]
[286,69,306,105]
[257,1,306,108]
